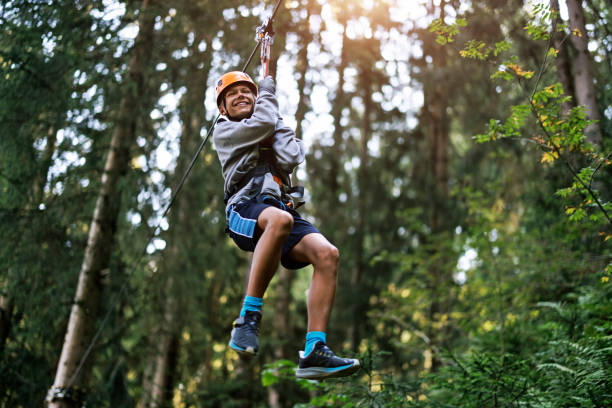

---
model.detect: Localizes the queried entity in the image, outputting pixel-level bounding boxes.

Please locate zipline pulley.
[256,18,275,78]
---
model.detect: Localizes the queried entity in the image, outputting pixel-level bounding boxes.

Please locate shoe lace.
[244,313,260,334]
[316,344,335,358]
[246,321,259,334]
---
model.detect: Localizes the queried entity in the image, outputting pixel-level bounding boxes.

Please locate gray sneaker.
[229,310,261,356]
[296,341,360,379]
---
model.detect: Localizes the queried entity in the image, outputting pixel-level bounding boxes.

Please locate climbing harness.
[49,0,289,403]
[223,143,305,209]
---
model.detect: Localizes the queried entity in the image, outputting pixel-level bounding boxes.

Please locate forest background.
[1,0,611,407]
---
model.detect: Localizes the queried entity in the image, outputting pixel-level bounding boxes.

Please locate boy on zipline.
[212,71,359,379]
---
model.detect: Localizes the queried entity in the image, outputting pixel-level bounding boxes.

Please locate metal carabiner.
[255,18,275,78]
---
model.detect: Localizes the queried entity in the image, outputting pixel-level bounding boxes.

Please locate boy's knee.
[327,244,340,265]
[262,208,293,235]
[276,211,294,233]
[316,243,339,270]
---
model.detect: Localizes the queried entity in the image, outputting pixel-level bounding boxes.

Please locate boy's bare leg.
[289,233,339,332]
[229,206,293,355]
[290,234,359,380]
[245,206,294,297]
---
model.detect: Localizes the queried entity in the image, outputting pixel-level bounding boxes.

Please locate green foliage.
[534,287,612,407]
[425,352,540,407]
[419,281,612,408]
[263,351,422,407]
[451,4,612,227]
[524,3,568,41]
[429,17,467,45]
[460,40,511,60]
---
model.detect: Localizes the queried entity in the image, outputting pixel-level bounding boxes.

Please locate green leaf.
[568,208,587,222]
[491,69,514,81]
[261,369,279,387]
[494,40,511,56]
[556,187,572,198]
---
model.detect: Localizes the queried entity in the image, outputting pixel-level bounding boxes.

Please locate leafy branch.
[520,11,611,225]
[431,4,611,227]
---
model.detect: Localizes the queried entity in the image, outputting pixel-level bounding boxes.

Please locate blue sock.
[240,295,263,317]
[305,331,326,355]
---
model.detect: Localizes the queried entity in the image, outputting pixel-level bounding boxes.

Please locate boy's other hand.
[259,76,275,95]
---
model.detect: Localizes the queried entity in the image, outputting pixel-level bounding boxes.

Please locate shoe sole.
[229,339,257,356]
[295,360,360,380]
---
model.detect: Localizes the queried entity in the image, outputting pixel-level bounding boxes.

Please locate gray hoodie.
[212,76,305,212]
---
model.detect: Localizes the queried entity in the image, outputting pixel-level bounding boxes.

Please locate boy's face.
[219,84,255,120]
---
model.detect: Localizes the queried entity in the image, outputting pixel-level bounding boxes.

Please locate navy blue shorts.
[226,197,319,270]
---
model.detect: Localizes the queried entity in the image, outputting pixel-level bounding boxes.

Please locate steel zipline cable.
[62,0,285,393]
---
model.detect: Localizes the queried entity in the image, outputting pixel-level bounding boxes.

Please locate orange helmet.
[215,71,257,107]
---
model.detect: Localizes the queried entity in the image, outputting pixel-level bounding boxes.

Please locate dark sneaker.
[229,310,261,356]
[296,341,360,379]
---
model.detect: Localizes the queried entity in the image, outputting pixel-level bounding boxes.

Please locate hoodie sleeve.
[272,118,305,172]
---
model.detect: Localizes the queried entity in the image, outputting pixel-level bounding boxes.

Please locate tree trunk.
[146,280,179,408]
[293,1,313,143]
[566,0,602,146]
[426,60,450,375]
[422,0,451,373]
[267,267,294,408]
[0,295,13,356]
[137,359,155,408]
[47,2,156,406]
[349,63,372,351]
[550,0,575,116]
[424,87,449,374]
[330,20,349,200]
[204,276,222,382]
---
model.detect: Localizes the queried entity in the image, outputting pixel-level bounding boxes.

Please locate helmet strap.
[220,99,236,121]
